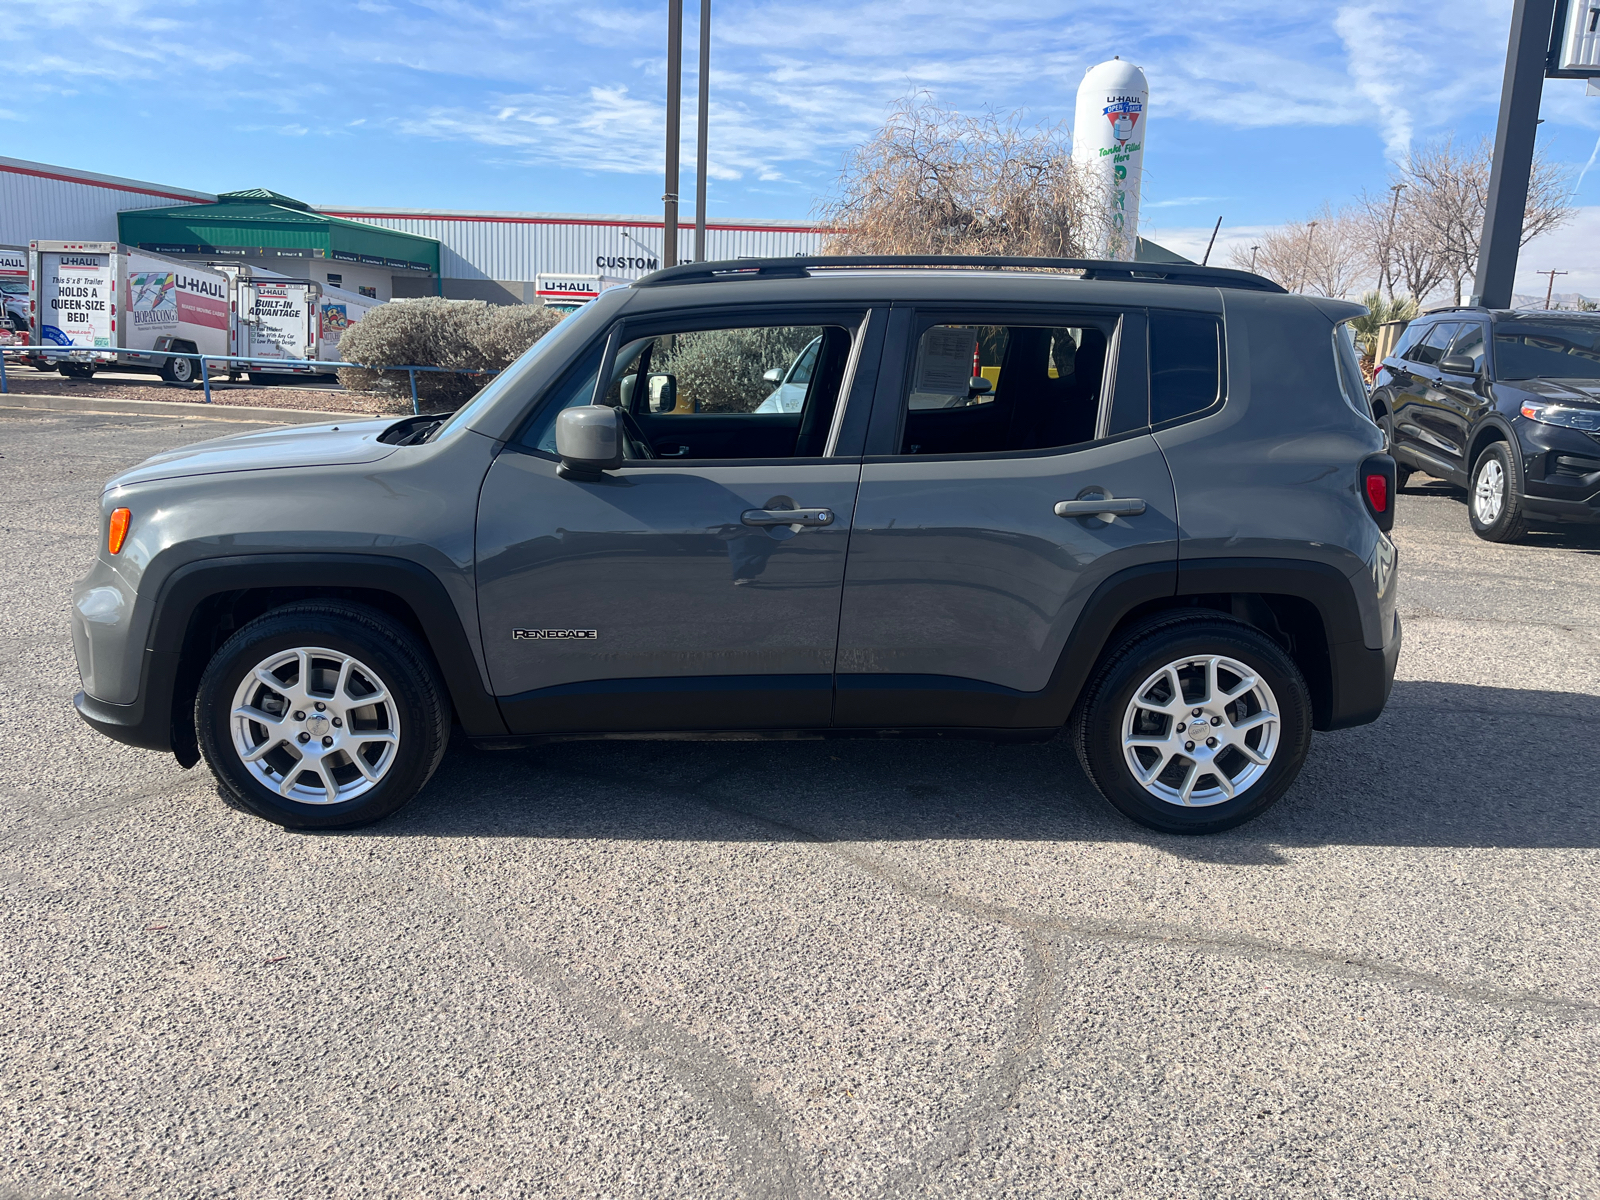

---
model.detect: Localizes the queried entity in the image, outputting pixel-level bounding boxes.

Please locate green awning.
[117,189,440,274]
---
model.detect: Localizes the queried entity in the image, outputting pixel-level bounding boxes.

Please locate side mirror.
[763,367,785,384]
[647,373,677,412]
[555,405,623,480]
[967,375,994,398]
[1439,354,1478,377]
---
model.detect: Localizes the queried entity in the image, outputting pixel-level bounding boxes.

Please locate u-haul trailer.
[316,282,381,363]
[535,273,627,312]
[28,241,230,382]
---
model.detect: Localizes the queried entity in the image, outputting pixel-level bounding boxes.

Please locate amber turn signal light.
[107,508,131,555]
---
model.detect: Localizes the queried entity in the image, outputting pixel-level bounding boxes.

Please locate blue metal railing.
[0,344,501,414]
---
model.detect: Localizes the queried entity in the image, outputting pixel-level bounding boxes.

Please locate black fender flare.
[79,553,507,760]
[1466,414,1518,472]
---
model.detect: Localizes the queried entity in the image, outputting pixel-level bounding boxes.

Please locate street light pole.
[694,0,710,263]
[663,0,684,269]
[1472,0,1557,308]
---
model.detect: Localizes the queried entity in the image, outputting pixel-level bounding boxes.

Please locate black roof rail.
[633,254,1288,294]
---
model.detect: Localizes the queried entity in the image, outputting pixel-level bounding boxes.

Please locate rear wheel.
[1072,616,1312,834]
[196,602,450,829]
[1468,442,1529,543]
[58,362,96,380]
[165,355,198,384]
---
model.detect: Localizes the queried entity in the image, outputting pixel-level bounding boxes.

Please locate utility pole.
[1249,244,1259,273]
[1380,182,1405,300]
[693,0,710,263]
[1201,216,1222,266]
[662,0,684,269]
[1298,221,1318,294]
[1540,268,1568,308]
[1472,0,1557,308]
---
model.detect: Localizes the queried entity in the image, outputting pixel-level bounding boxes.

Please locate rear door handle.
[742,507,835,527]
[1054,497,1146,519]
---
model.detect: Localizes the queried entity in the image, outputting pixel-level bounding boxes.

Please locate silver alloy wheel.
[230,646,400,805]
[1474,456,1505,524]
[1121,654,1280,807]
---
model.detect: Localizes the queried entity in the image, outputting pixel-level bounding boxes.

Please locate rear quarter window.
[1149,310,1223,425]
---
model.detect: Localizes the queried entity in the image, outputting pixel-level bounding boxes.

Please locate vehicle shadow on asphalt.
[345,680,1600,858]
[1403,478,1600,554]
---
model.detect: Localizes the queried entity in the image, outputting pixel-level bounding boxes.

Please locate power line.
[1539,268,1568,309]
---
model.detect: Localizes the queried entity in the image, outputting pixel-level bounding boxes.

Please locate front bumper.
[1519,420,1600,523]
[72,647,182,754]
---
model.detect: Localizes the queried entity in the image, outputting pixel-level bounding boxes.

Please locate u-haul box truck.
[29,241,231,382]
[535,273,627,312]
[317,283,382,363]
[1,245,28,339]
[236,276,322,379]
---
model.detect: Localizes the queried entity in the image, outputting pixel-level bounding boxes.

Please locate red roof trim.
[0,162,210,204]
[320,210,828,234]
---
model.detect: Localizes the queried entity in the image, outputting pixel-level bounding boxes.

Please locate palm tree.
[1347,290,1420,361]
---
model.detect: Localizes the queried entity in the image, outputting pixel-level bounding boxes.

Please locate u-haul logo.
[513,629,598,640]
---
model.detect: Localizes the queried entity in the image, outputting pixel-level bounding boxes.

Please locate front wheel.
[1071,616,1313,834]
[195,602,451,828]
[1468,442,1529,543]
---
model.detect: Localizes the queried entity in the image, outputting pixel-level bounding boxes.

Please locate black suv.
[1372,308,1600,541]
[71,255,1401,834]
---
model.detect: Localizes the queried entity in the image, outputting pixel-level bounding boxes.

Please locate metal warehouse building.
[320,206,825,303]
[1,156,826,306]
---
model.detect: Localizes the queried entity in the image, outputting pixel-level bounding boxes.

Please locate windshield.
[426,304,598,442]
[1494,322,1600,381]
[0,282,26,295]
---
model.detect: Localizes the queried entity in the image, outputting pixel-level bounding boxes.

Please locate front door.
[1432,320,1491,474]
[475,308,881,735]
[834,306,1178,730]
[1390,320,1461,476]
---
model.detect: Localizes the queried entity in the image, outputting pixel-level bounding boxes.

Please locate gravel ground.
[3,408,1599,1199]
[0,365,411,415]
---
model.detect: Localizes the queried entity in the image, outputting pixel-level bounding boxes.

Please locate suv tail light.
[1360,454,1396,533]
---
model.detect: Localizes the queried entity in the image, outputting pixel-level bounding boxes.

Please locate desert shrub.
[336,298,563,411]
[651,326,818,413]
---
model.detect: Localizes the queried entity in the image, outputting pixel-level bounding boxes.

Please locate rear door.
[1390,320,1461,476]
[833,303,1178,730]
[475,305,886,735]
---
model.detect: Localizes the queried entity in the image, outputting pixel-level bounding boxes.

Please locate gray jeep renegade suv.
[70,255,1401,834]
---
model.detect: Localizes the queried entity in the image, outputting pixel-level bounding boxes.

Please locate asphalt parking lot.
[3,406,1599,1200]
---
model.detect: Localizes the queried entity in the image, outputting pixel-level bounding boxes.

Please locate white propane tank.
[1072,58,1149,260]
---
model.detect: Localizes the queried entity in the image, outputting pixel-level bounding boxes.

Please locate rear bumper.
[1323,611,1402,731]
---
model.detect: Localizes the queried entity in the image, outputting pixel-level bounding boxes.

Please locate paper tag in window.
[915,327,979,395]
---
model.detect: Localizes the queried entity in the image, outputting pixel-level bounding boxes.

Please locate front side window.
[1404,322,1458,367]
[1448,323,1487,374]
[1493,321,1600,381]
[607,325,830,415]
[1149,311,1223,425]
[897,321,1110,455]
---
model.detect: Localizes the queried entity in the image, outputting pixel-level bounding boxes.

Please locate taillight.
[1359,454,1396,533]
[1365,472,1388,513]
[107,508,130,555]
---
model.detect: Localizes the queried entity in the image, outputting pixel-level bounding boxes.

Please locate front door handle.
[742,507,834,528]
[1054,497,1146,519]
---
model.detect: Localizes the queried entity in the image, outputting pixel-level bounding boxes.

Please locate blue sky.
[6,0,1600,280]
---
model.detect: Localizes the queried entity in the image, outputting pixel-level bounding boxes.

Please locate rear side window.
[1149,311,1223,425]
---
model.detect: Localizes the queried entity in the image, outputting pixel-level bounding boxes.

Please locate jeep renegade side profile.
[70,256,1401,834]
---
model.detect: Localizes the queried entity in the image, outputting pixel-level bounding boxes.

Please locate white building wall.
[0,157,212,246]
[316,208,826,284]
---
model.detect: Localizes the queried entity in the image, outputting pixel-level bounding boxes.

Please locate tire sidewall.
[198,614,439,829]
[1079,621,1312,834]
[1468,442,1518,538]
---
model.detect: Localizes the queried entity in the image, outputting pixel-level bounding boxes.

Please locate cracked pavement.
[3,408,1599,1199]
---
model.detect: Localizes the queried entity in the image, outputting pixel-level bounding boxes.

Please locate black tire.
[58,362,96,380]
[166,356,197,384]
[195,601,451,829]
[1467,441,1529,543]
[1071,615,1313,834]
[1374,407,1412,488]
